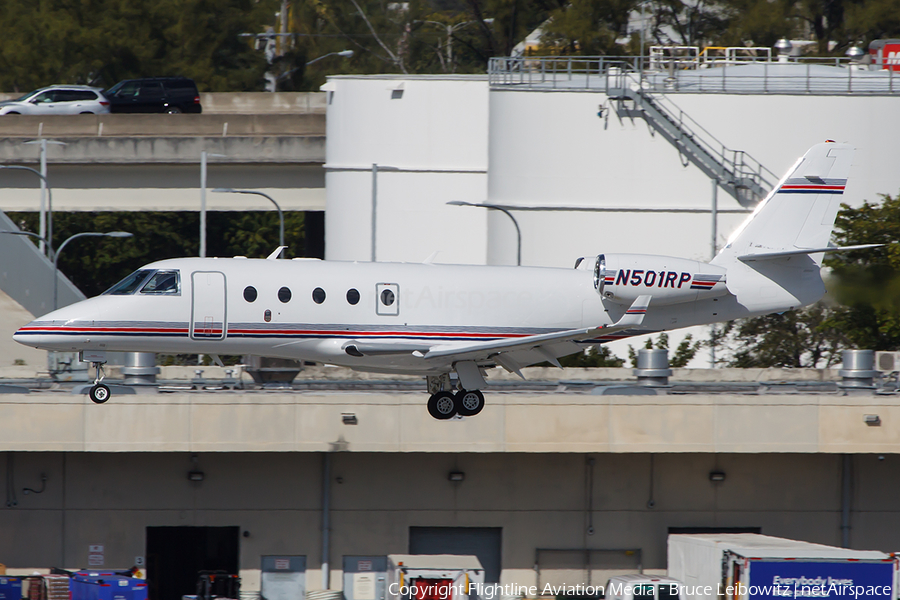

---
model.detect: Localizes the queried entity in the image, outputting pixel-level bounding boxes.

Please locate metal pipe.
[711,179,718,259]
[322,452,332,589]
[371,163,378,262]
[211,189,285,250]
[40,140,48,254]
[841,454,852,547]
[0,164,54,257]
[200,151,208,258]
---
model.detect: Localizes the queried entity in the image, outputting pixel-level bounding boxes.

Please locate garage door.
[409,527,501,583]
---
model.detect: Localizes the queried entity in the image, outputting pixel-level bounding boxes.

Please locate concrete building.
[1,376,899,598]
[321,59,900,360]
[2,59,900,600]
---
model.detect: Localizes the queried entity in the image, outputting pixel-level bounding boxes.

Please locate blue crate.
[0,577,22,600]
[71,573,147,600]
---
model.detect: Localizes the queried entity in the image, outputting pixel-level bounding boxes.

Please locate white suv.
[0,85,110,115]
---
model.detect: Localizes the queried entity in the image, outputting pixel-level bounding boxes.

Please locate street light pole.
[53,232,133,310]
[416,19,493,73]
[0,164,54,257]
[371,164,400,262]
[275,50,355,89]
[24,139,66,255]
[200,152,226,258]
[212,188,285,249]
[0,230,133,310]
[447,201,521,266]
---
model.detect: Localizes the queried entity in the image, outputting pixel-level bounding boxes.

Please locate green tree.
[821,193,900,350]
[716,0,796,48]
[538,0,635,55]
[721,303,846,368]
[8,211,307,297]
[627,332,701,367]
[558,345,626,367]
[0,0,274,92]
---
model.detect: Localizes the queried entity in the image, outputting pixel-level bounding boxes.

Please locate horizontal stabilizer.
[738,244,883,262]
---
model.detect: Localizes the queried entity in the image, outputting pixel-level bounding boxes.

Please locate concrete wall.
[1,391,897,454]
[2,452,898,591]
[0,114,325,138]
[487,92,900,269]
[0,163,325,213]
[323,76,490,265]
[200,92,326,114]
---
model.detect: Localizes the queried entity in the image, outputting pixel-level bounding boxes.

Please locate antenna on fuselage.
[267,246,287,260]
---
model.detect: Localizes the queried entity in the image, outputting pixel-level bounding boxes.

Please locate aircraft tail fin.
[712,142,854,267]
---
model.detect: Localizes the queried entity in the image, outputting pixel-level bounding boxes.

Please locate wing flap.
[423,295,651,364]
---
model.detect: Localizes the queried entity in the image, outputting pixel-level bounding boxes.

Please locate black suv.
[104,77,202,114]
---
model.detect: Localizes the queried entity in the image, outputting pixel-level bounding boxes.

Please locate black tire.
[6,111,20,115]
[427,391,457,420]
[455,389,485,416]
[80,111,93,114]
[89,384,111,404]
[165,106,182,114]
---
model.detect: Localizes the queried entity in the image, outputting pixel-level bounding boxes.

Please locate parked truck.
[667,534,898,600]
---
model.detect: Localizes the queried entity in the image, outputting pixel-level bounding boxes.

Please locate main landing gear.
[426,374,485,420]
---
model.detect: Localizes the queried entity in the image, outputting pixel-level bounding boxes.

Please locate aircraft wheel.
[455,389,485,417]
[427,391,457,420]
[89,384,111,404]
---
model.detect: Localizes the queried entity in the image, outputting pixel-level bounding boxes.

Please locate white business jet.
[14,142,877,418]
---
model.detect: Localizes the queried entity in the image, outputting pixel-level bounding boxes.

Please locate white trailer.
[386,555,485,600]
[667,534,898,600]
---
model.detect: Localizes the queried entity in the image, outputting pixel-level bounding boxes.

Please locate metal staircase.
[0,209,84,317]
[607,73,777,207]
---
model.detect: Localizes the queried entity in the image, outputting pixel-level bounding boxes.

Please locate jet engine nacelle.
[592,253,728,306]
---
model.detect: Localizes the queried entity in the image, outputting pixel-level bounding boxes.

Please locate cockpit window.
[140,270,180,295]
[103,269,154,295]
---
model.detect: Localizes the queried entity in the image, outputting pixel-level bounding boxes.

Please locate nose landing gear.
[89,382,111,404]
[87,358,110,404]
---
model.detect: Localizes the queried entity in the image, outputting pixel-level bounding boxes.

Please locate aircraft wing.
[340,295,651,375]
[425,296,649,359]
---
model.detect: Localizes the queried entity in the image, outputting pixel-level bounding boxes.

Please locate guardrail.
[489,55,900,95]
[0,113,325,138]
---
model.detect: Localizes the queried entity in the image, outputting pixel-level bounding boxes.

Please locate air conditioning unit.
[874,351,900,372]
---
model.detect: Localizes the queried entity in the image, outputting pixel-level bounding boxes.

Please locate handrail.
[488,55,900,96]
[642,90,778,188]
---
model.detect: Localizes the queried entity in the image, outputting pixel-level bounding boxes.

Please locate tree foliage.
[821,194,900,350]
[713,304,847,368]
[628,332,701,367]
[0,0,275,92]
[558,345,626,367]
[8,211,307,297]
[5,0,900,93]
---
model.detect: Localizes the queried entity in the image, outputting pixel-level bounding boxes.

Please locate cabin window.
[313,287,326,304]
[375,283,400,316]
[140,270,180,295]
[278,287,292,303]
[103,269,154,295]
[346,288,360,305]
[243,286,258,302]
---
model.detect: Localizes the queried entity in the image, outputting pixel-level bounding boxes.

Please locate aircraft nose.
[13,302,101,349]
[13,320,45,348]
